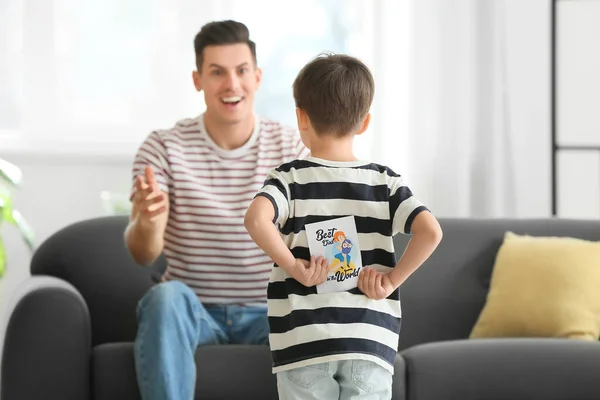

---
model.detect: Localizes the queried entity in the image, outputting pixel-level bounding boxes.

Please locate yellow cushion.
[470,231,600,340]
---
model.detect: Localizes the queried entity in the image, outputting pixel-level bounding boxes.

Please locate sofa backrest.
[394,217,600,350]
[30,216,166,346]
[31,216,600,349]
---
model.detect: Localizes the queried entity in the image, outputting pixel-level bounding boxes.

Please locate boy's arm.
[244,196,296,271]
[388,211,442,287]
[359,211,441,299]
[387,174,442,286]
[245,196,329,286]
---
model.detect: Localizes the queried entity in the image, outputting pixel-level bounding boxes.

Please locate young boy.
[244,53,443,399]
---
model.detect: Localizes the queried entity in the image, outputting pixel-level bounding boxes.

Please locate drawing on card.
[305,216,363,294]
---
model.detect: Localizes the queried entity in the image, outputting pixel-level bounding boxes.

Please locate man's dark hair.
[293,53,375,136]
[193,20,256,71]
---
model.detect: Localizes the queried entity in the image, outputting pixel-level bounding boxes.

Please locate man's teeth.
[222,96,242,103]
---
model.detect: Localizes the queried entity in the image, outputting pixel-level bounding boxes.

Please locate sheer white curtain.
[408,0,545,218]
[0,0,410,162]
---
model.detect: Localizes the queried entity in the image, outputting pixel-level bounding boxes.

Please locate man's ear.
[192,70,202,92]
[356,113,371,135]
[296,108,309,131]
[255,67,262,90]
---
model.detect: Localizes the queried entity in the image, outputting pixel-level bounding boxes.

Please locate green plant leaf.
[0,192,16,226]
[0,160,33,278]
[0,235,5,278]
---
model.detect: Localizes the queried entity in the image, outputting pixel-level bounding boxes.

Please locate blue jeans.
[277,360,393,400]
[134,280,269,400]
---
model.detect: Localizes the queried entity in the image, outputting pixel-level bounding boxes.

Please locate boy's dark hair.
[293,53,375,136]
[193,20,256,70]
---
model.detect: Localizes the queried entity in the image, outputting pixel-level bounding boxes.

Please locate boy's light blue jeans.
[133,280,270,400]
[277,360,393,400]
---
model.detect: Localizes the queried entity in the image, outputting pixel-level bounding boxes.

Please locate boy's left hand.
[358,268,396,300]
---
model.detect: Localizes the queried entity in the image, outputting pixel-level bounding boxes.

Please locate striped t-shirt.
[256,157,429,374]
[131,113,309,305]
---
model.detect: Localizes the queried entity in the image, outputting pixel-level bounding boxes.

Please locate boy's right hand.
[289,256,329,287]
[132,166,168,227]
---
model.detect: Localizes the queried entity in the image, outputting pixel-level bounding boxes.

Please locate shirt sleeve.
[389,175,429,235]
[255,168,290,228]
[130,131,171,200]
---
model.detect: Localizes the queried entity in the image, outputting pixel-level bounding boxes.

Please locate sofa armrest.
[401,338,600,400]
[392,355,406,400]
[1,276,91,400]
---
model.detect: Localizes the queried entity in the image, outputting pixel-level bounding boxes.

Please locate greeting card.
[305,216,363,294]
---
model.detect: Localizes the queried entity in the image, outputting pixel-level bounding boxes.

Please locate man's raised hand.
[132,166,167,224]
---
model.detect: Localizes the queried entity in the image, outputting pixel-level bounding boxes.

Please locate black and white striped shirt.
[256,156,428,374]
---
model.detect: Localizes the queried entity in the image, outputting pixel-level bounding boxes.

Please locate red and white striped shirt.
[131,114,309,305]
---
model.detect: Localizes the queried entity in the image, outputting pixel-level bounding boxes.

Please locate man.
[125,20,308,400]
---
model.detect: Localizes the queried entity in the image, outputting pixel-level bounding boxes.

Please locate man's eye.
[239,68,248,74]
[212,70,221,75]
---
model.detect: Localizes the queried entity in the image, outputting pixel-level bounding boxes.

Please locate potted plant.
[0,157,35,278]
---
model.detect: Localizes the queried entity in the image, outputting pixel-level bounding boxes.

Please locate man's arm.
[125,166,169,266]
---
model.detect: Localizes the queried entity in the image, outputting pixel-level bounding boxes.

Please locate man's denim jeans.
[134,280,269,400]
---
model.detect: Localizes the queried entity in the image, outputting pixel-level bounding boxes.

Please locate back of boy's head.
[293,53,375,136]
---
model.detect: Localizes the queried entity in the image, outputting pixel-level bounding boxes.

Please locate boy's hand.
[358,268,396,300]
[288,256,329,287]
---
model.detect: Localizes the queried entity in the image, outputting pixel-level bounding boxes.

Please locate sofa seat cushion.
[401,338,600,400]
[93,342,408,400]
[470,231,600,340]
[92,343,278,400]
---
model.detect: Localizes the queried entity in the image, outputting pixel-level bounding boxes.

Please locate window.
[1,0,409,169]
[221,0,375,127]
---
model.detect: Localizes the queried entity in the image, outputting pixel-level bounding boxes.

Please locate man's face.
[193,43,261,125]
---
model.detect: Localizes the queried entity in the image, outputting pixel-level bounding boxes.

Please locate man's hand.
[288,256,329,287]
[358,268,396,300]
[126,165,169,266]
[132,166,168,225]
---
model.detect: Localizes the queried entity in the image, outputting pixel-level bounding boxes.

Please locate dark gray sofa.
[3,216,600,400]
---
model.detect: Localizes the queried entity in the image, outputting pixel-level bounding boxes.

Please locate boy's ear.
[296,108,309,131]
[356,113,371,135]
